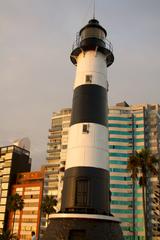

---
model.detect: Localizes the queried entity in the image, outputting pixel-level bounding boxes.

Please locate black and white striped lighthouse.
[43,19,123,240]
[61,18,113,215]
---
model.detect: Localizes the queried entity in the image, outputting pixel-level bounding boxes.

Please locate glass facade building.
[108,102,145,239]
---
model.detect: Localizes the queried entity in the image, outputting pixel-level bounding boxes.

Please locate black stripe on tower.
[61,167,110,215]
[71,84,107,127]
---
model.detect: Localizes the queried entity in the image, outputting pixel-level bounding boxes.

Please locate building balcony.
[44,163,59,168]
[49,126,62,132]
[43,185,58,190]
[44,177,58,183]
[47,142,61,146]
[48,135,62,139]
[47,149,61,153]
[46,156,60,161]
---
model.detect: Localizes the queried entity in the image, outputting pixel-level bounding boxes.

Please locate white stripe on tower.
[66,123,109,170]
[74,51,108,89]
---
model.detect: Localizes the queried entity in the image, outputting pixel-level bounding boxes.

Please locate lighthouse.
[61,18,112,216]
[43,19,123,240]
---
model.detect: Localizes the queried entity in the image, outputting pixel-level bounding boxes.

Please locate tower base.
[42,214,124,240]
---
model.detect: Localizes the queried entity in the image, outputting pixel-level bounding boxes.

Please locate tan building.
[39,108,71,238]
[8,171,44,240]
[45,108,71,209]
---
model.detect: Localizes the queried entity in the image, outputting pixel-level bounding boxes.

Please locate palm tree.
[127,153,139,239]
[7,193,24,234]
[41,195,57,226]
[0,230,18,240]
[127,148,158,239]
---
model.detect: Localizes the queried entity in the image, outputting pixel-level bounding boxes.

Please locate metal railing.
[71,32,113,53]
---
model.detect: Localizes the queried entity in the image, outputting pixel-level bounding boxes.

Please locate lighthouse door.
[68,230,86,240]
[75,179,89,206]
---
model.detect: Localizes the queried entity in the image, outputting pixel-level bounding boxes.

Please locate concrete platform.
[42,214,124,240]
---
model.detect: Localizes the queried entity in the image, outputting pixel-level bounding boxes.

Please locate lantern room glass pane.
[81,27,105,41]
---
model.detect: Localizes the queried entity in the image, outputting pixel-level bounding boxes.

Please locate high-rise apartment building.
[46,108,71,209]
[108,102,145,239]
[42,103,160,239]
[0,142,31,233]
[109,102,160,240]
[8,171,44,240]
[39,109,71,238]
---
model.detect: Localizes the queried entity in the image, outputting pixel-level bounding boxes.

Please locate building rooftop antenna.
[93,0,96,19]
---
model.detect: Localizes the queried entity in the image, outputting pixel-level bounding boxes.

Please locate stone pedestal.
[42,214,124,240]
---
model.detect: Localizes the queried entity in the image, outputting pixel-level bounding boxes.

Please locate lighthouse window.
[81,28,105,41]
[82,124,89,134]
[85,75,92,83]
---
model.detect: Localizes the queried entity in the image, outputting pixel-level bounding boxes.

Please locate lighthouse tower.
[43,19,123,240]
[61,18,113,216]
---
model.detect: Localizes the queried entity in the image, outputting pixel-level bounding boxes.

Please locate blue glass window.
[109,152,130,157]
[109,160,128,165]
[109,145,133,150]
[110,184,132,189]
[111,192,142,197]
[108,117,132,121]
[110,168,128,173]
[109,137,144,143]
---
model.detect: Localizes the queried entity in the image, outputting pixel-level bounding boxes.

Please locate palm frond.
[0,230,18,240]
[7,193,24,212]
[41,195,57,215]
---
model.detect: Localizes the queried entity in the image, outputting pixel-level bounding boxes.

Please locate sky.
[0,0,160,170]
